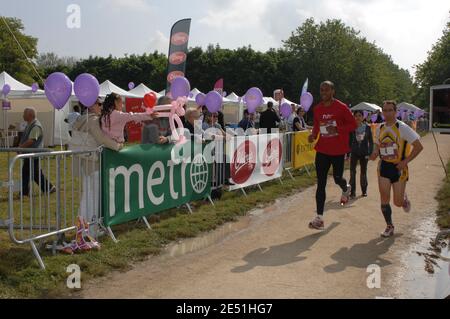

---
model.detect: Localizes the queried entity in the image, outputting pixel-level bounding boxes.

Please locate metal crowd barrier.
[1,147,103,269]
[211,139,227,192]
[282,132,295,180]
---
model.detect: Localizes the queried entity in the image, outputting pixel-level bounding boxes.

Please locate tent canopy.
[226,92,240,102]
[128,83,162,99]
[100,80,140,98]
[351,102,382,113]
[0,71,45,99]
[398,102,422,113]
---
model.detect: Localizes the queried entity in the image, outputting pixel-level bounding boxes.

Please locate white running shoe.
[402,194,411,213]
[340,184,352,206]
[381,225,395,238]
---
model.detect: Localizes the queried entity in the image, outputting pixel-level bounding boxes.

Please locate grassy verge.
[0,163,316,298]
[435,160,450,229]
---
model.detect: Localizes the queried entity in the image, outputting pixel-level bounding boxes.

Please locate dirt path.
[81,133,450,299]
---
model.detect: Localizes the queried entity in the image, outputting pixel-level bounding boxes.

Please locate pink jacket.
[101,110,153,143]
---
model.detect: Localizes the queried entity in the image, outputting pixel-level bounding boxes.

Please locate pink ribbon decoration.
[146,97,187,144]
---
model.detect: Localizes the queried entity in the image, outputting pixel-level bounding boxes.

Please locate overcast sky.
[2,0,449,75]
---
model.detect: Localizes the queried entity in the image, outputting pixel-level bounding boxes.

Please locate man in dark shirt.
[238,110,254,131]
[259,102,280,134]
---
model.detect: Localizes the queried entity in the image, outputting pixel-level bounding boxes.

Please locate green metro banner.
[101,144,211,227]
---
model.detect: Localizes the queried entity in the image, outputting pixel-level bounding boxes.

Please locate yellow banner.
[293,131,316,169]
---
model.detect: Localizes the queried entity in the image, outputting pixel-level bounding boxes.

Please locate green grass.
[0,148,317,298]
[435,160,450,229]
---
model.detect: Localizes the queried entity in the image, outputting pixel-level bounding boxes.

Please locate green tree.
[414,16,450,108]
[0,17,40,84]
[283,18,414,107]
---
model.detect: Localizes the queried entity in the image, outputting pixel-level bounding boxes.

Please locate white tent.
[99,80,140,98]
[0,71,57,146]
[398,102,422,113]
[128,83,162,99]
[190,88,202,99]
[351,102,382,113]
[0,71,46,99]
[226,92,240,103]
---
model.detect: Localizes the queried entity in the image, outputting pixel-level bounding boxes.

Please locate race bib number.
[320,120,338,137]
[380,142,398,161]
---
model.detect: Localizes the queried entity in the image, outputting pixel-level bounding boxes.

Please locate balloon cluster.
[194,90,223,113]
[44,72,100,110]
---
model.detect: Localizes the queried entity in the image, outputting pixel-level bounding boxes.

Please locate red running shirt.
[312,99,357,156]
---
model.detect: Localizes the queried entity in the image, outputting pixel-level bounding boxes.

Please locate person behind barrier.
[19,107,56,196]
[185,107,205,144]
[287,104,298,132]
[348,110,373,199]
[238,109,254,131]
[293,107,308,131]
[100,93,157,144]
[72,99,123,226]
[259,101,280,134]
[142,96,175,145]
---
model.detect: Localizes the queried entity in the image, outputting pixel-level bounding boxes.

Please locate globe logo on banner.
[262,138,282,177]
[190,154,209,194]
[231,140,257,184]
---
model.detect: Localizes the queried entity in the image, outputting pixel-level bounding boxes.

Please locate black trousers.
[349,154,368,195]
[315,152,348,215]
[22,158,54,196]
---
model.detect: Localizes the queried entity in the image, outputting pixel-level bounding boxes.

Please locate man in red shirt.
[307,81,357,230]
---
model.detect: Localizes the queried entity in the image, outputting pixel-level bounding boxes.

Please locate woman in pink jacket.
[100,93,157,143]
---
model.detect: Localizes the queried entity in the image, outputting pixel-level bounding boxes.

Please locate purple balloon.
[31,83,39,93]
[44,72,72,110]
[280,103,291,118]
[244,87,264,110]
[370,114,378,123]
[195,92,206,106]
[363,111,369,119]
[205,91,223,113]
[171,76,191,99]
[300,92,313,112]
[2,84,11,96]
[74,73,100,107]
[128,82,135,90]
[222,91,227,97]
